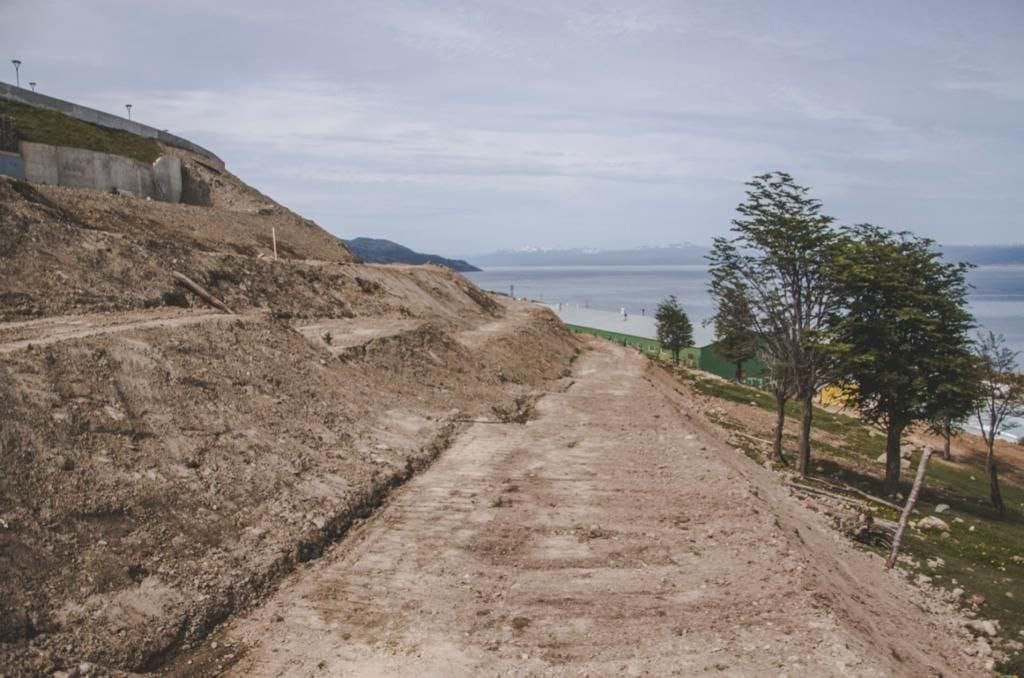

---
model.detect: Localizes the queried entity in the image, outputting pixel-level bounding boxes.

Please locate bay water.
[466,264,1024,441]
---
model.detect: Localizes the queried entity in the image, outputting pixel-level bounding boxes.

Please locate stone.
[934,504,950,514]
[951,587,965,598]
[926,557,945,569]
[916,516,950,532]
[965,619,1000,637]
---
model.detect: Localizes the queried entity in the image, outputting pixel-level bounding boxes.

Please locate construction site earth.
[0,148,996,676]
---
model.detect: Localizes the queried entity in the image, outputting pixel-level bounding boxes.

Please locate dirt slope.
[0,165,580,675]
[0,155,980,677]
[174,339,978,677]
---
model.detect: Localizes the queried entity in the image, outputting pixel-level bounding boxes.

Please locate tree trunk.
[887,447,933,568]
[942,425,952,461]
[772,390,787,466]
[797,394,814,476]
[987,445,1006,519]
[883,422,905,497]
[734,361,744,382]
[672,348,679,365]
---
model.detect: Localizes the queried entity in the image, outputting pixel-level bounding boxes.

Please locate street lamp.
[29,82,36,92]
[125,104,132,120]
[11,59,21,87]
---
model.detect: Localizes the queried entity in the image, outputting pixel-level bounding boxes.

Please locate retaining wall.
[0,82,221,163]
[20,141,182,202]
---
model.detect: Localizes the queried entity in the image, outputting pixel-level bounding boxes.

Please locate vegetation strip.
[656,359,1024,673]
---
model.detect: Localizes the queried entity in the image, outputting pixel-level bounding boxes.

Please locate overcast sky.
[3,1,1022,255]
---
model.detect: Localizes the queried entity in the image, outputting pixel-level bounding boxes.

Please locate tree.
[709,171,840,475]
[828,225,976,496]
[655,295,694,365]
[973,331,1024,519]
[713,284,758,381]
[926,351,982,461]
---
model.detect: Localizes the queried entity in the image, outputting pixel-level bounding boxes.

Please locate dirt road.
[198,339,975,676]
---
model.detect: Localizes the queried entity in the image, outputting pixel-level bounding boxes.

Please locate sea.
[466,264,1024,441]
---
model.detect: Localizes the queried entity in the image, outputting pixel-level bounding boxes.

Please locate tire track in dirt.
[0,310,240,354]
[199,339,975,677]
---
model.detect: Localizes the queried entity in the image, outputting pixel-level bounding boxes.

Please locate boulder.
[917,516,950,532]
[934,503,950,514]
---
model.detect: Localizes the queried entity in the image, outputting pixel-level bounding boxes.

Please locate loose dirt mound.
[0,178,500,322]
[0,302,577,673]
[0,166,579,674]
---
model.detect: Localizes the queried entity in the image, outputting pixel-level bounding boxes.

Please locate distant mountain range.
[345,237,480,272]
[941,245,1024,266]
[467,243,1024,268]
[469,244,711,267]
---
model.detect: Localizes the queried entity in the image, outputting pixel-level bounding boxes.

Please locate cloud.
[3,0,1022,251]
[939,78,1024,102]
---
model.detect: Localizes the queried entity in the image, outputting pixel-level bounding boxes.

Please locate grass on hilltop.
[1,100,161,164]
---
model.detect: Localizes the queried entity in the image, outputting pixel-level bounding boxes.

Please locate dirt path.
[0,309,241,354]
[193,340,975,677]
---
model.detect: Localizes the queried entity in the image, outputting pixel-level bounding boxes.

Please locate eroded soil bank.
[0,173,581,674]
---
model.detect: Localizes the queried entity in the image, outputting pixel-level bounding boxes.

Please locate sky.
[2,1,1022,256]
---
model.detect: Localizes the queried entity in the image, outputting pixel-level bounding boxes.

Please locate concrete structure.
[0,81,221,163]
[19,141,182,202]
[0,150,23,179]
[151,155,183,203]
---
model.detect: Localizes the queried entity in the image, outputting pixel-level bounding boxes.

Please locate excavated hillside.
[0,152,579,674]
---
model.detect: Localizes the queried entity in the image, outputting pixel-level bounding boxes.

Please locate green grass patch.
[1,100,161,163]
[670,365,1024,672]
[566,324,662,354]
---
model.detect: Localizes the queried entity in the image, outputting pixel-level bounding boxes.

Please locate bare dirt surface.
[0,297,577,675]
[179,339,979,677]
[0,154,986,677]
[0,309,239,354]
[0,166,579,675]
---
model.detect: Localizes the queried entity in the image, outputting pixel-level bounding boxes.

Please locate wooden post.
[886,447,933,568]
[272,227,278,260]
[171,271,233,314]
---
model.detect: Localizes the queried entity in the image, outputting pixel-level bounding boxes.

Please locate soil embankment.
[0,151,982,675]
[0,168,579,674]
[185,339,979,676]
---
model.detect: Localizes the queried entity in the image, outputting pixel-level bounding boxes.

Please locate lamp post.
[11,59,21,87]
[29,81,36,92]
[125,104,132,121]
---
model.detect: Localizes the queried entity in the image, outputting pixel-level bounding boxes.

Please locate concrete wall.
[152,155,182,203]
[0,150,23,179]
[20,141,182,202]
[0,82,221,164]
